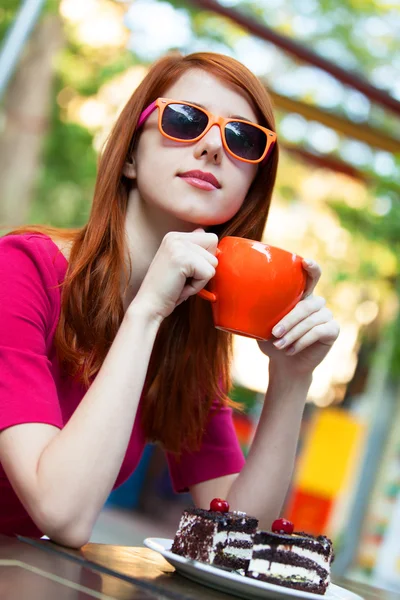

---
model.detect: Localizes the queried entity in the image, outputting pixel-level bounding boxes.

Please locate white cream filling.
[248,560,321,584]
[222,546,252,559]
[252,544,330,570]
[211,534,253,561]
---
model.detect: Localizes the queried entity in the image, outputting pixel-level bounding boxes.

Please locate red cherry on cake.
[272,518,294,534]
[210,498,230,513]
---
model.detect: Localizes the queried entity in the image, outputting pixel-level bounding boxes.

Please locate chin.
[177,207,236,226]
[187,216,231,228]
[159,200,237,228]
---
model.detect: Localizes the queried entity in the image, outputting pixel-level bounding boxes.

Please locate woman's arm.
[0,305,160,548]
[225,368,311,528]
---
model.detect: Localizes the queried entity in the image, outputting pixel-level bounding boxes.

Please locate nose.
[193,124,223,165]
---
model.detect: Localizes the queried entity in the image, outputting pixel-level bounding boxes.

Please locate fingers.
[273,306,333,351]
[281,320,340,356]
[176,246,217,303]
[177,276,214,304]
[140,230,220,319]
[164,231,218,259]
[190,243,219,268]
[182,261,216,297]
[302,259,321,298]
[272,295,326,338]
[187,229,219,255]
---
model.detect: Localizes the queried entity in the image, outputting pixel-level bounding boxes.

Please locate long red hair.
[8,52,278,454]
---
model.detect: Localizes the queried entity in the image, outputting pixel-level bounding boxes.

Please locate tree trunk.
[0,14,64,228]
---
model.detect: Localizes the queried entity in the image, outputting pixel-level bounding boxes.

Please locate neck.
[123,187,196,309]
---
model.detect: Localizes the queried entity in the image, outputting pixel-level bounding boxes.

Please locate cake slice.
[171,499,258,571]
[246,519,334,595]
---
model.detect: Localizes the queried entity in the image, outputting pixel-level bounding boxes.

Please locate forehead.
[162,69,258,122]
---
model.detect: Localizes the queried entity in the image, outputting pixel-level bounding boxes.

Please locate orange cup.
[198,236,306,341]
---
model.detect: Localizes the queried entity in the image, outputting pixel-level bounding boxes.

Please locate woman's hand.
[132,229,218,322]
[257,259,340,377]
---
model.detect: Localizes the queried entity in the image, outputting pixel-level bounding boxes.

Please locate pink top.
[0,233,245,538]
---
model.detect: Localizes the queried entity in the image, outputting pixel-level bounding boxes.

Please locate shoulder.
[0,233,68,328]
[0,233,68,285]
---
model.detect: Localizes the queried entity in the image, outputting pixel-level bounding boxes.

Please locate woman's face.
[127,69,259,228]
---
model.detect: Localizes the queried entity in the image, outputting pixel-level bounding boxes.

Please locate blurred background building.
[0,0,399,592]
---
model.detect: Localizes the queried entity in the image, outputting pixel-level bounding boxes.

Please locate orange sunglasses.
[137,98,277,164]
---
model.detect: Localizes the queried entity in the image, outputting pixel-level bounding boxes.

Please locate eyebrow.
[182,99,253,123]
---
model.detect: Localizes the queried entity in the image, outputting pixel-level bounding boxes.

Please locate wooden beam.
[269,90,400,153]
[281,142,369,182]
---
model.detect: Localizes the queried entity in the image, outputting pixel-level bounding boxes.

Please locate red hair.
[8,52,278,454]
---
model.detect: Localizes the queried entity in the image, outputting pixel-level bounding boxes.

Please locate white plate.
[144,538,364,600]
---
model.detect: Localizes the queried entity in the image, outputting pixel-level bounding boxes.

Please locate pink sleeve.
[0,235,63,431]
[166,401,245,493]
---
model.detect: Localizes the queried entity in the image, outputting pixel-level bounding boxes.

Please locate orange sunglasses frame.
[141,97,277,164]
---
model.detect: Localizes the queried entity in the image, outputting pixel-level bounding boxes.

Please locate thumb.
[193,228,205,233]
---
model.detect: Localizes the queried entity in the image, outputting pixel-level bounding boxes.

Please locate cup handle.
[197,289,217,303]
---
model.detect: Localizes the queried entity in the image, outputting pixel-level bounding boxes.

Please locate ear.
[122,155,136,179]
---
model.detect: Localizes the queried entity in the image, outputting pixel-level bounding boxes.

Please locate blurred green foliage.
[31,3,138,226]
[0,0,59,43]
[0,0,19,43]
[31,101,97,227]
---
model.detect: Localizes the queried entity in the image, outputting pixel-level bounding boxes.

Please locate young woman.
[0,52,339,548]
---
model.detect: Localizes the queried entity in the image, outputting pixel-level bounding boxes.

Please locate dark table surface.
[1,534,399,600]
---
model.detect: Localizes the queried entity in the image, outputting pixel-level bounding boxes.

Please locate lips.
[178,170,221,189]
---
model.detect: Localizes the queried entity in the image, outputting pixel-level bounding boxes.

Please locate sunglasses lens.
[162,104,208,140]
[225,121,267,161]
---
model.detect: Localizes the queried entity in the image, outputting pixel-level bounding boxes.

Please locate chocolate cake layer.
[253,530,332,557]
[213,554,248,571]
[227,539,253,549]
[249,573,327,595]
[171,516,215,562]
